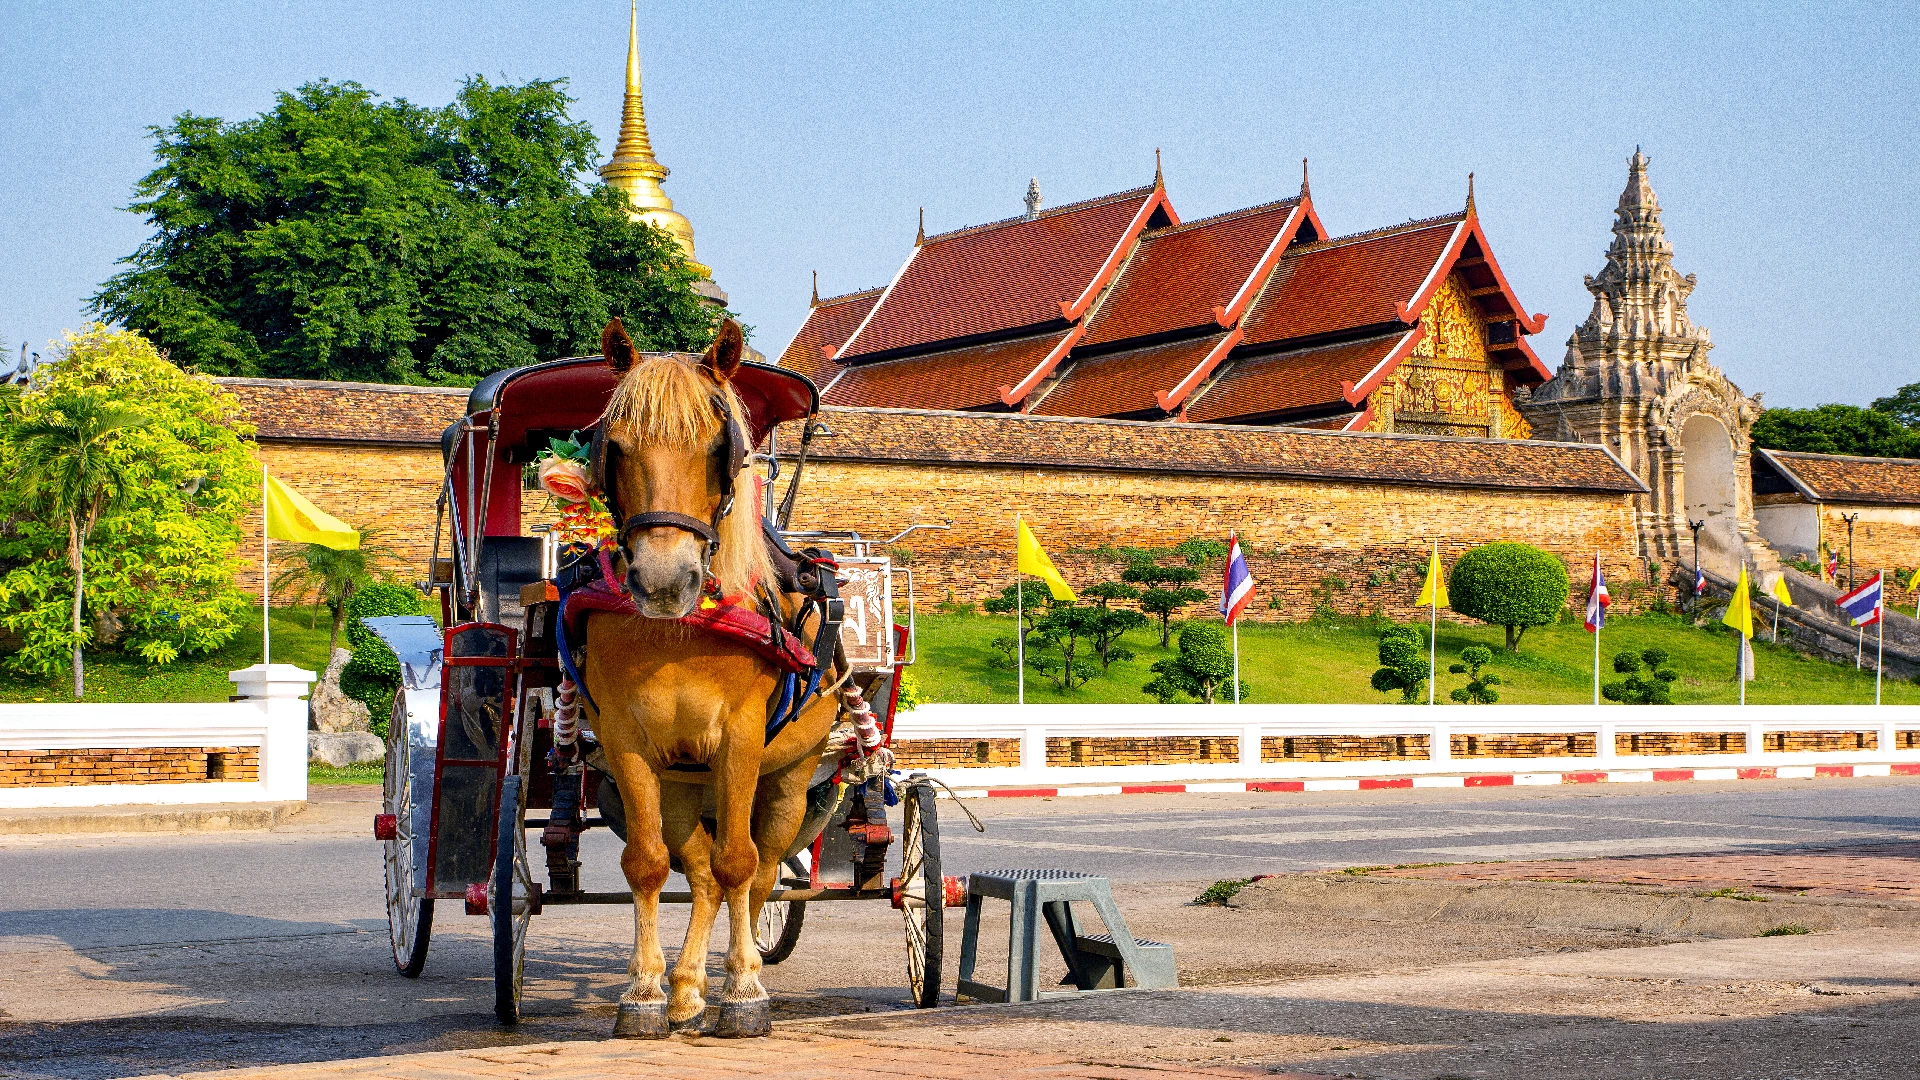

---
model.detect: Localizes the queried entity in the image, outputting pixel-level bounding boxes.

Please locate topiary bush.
[341,582,426,719]
[1602,647,1678,704]
[1142,621,1245,704]
[1370,625,1428,703]
[1448,645,1503,703]
[1448,542,1571,651]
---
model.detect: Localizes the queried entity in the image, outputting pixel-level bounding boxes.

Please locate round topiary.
[1447,542,1571,651]
[341,582,424,716]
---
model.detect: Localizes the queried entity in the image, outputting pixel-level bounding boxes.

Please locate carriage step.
[956,869,1178,1003]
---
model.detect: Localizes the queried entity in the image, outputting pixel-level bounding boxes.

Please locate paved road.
[6,778,1920,1078]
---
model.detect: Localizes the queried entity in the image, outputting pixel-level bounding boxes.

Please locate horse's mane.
[603,354,774,600]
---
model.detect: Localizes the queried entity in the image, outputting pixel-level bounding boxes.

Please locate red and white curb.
[947,762,1920,798]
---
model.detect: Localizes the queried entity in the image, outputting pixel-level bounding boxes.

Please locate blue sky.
[2,1,1915,406]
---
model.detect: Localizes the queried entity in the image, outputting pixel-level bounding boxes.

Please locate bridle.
[588,392,748,563]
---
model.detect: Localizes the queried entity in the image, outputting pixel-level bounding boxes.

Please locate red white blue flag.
[1694,561,1707,596]
[1585,555,1611,632]
[1221,532,1254,625]
[1838,572,1884,627]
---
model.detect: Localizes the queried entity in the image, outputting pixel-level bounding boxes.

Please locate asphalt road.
[6,778,1920,1078]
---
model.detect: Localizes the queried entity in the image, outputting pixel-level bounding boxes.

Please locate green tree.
[1751,403,1920,459]
[1448,542,1571,651]
[341,581,428,721]
[1370,625,1428,703]
[1027,604,1102,691]
[1872,381,1920,427]
[1448,645,1503,704]
[1142,622,1243,704]
[0,328,257,688]
[1124,561,1207,647]
[272,526,404,652]
[1602,647,1678,705]
[6,395,149,698]
[90,78,720,385]
[1081,580,1146,669]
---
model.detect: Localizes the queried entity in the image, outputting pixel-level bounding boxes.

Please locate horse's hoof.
[669,1006,711,1035]
[713,997,771,1039]
[613,1001,669,1039]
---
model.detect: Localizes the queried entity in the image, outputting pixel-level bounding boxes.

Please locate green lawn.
[0,609,337,703]
[910,611,1920,706]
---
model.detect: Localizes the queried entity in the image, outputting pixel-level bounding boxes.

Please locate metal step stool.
[957,868,1179,1003]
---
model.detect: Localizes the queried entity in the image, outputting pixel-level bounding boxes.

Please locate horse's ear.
[701,319,744,381]
[602,317,637,374]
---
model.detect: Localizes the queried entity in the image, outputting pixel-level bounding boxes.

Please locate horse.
[582,316,844,1039]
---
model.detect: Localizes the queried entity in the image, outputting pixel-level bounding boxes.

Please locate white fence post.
[229,663,317,803]
[1239,723,1264,773]
[1598,722,1618,761]
[1430,721,1451,764]
[1020,723,1048,780]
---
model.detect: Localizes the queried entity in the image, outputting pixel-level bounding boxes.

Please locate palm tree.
[10,394,150,698]
[272,526,402,652]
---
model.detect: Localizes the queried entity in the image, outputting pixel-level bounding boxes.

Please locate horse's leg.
[746,752,821,935]
[661,781,720,1031]
[711,718,771,1038]
[608,753,671,1038]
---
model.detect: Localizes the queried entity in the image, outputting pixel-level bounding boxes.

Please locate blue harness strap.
[553,588,598,713]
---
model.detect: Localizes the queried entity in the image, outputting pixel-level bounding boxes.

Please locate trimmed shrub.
[1448,543,1571,650]
[1371,625,1428,703]
[341,583,425,718]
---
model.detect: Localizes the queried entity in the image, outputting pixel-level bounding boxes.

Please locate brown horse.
[583,317,842,1039]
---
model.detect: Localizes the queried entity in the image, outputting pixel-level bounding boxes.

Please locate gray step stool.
[957,868,1178,1003]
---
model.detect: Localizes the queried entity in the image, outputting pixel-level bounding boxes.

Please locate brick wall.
[1045,735,1238,767]
[1263,734,1431,762]
[1819,504,1920,614]
[786,461,1642,622]
[0,746,260,787]
[891,737,1021,769]
[1616,731,1745,755]
[1450,732,1597,758]
[1764,730,1879,753]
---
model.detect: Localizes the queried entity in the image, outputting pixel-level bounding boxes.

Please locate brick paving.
[1375,841,1920,898]
[132,1031,1327,1080]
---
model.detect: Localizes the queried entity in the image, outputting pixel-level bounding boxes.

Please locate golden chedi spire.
[599,1,708,277]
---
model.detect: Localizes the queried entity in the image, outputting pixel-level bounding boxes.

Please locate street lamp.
[1840,512,1860,591]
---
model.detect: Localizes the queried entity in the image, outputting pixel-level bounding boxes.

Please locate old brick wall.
[1819,504,1920,614]
[785,460,1642,622]
[0,746,260,787]
[240,444,444,595]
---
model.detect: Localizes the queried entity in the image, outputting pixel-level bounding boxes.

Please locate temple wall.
[1367,274,1532,440]
[1818,504,1920,613]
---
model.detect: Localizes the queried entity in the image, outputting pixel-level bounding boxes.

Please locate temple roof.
[833,185,1170,361]
[778,287,881,385]
[783,171,1548,425]
[1754,449,1920,508]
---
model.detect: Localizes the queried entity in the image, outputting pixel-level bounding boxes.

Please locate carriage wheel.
[383,693,433,977]
[755,855,808,964]
[492,774,535,1024]
[901,777,943,1008]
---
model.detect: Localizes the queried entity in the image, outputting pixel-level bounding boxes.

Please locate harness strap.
[619,510,718,552]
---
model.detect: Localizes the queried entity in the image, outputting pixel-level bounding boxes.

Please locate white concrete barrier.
[890,702,1920,794]
[0,664,315,808]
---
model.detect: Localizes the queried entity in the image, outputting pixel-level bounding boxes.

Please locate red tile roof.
[838,187,1155,359]
[777,288,882,384]
[1239,214,1464,347]
[1758,450,1920,507]
[1030,334,1225,418]
[811,407,1647,494]
[821,332,1070,412]
[1080,200,1299,347]
[217,378,467,445]
[1185,333,1407,423]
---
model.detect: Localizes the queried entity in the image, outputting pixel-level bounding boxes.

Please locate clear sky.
[2,1,1916,406]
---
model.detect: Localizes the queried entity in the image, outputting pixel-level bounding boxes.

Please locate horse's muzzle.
[627,565,703,619]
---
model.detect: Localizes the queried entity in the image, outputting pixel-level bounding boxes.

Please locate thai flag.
[1838,572,1884,627]
[1585,556,1610,632]
[1694,562,1706,596]
[1221,532,1254,625]
[1825,548,1839,582]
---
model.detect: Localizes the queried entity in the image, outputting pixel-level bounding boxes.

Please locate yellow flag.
[1768,573,1793,607]
[265,473,360,550]
[1721,565,1754,640]
[1015,519,1076,601]
[1415,547,1449,608]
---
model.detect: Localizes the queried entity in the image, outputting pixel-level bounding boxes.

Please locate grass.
[310,761,384,785]
[0,609,337,704]
[1759,924,1814,936]
[1193,878,1256,905]
[910,610,1920,706]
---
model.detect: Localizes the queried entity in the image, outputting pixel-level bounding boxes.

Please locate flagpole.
[1738,626,1746,707]
[262,465,270,668]
[1428,539,1437,706]
[1015,519,1024,706]
[1232,619,1241,705]
[1876,579,1885,707]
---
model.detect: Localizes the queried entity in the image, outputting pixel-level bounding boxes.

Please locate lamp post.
[1688,518,1706,613]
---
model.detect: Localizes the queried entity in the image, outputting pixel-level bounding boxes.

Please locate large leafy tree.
[1751,402,1920,459]
[1871,381,1920,428]
[90,77,720,385]
[0,327,256,686]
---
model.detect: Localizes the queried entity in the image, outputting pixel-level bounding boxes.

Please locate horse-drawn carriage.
[366,323,957,1031]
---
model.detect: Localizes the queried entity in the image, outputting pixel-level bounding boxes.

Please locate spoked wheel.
[756,855,808,964]
[901,777,944,1008]
[492,774,535,1024]
[383,692,432,977]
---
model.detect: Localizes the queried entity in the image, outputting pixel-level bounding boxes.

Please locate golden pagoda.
[599,1,712,283]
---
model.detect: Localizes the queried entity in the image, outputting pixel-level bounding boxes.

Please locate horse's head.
[598,317,767,619]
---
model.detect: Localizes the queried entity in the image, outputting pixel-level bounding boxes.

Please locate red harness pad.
[561,553,817,674]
